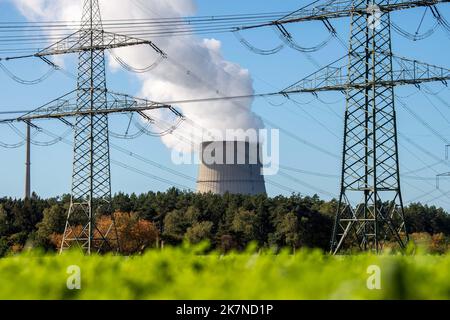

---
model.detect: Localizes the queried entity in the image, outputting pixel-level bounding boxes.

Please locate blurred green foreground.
[0,246,449,300]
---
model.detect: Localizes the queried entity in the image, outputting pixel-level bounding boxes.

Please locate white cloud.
[11,0,263,152]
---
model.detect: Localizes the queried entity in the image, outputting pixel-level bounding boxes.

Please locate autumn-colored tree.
[97,212,159,254]
[219,234,237,252]
[49,225,85,251]
[410,232,432,252]
[49,212,158,254]
[1,191,449,255]
[49,232,63,250]
[430,233,449,254]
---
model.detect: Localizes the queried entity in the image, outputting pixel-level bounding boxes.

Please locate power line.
[0,11,290,27]
[40,128,194,190]
[397,96,450,144]
[278,171,337,198]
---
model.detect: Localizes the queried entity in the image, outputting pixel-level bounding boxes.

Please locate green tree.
[231,209,259,248]
[185,221,213,244]
[112,192,133,213]
[0,204,9,236]
[35,205,66,249]
[318,199,338,217]
[163,206,199,243]
[277,212,299,252]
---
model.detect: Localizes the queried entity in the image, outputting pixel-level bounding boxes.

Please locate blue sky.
[1,0,450,210]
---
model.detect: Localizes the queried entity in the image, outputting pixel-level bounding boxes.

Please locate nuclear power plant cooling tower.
[196,141,266,195]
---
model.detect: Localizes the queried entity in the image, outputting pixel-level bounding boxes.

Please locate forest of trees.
[0,188,449,256]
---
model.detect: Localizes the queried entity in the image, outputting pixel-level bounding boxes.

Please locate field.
[0,245,449,300]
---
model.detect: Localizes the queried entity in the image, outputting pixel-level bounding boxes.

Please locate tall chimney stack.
[24,122,31,199]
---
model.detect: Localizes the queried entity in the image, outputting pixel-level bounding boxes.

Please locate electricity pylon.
[334,1,408,254]
[274,0,450,253]
[62,0,114,255]
[0,0,177,254]
[2,0,449,254]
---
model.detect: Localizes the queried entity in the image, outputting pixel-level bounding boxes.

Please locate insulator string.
[133,115,185,137]
[0,139,26,148]
[233,29,284,55]
[272,24,334,53]
[109,49,166,73]
[391,21,439,41]
[30,128,72,146]
[0,61,56,85]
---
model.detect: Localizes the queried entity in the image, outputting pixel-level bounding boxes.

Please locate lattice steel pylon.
[0,0,174,254]
[59,0,114,254]
[27,0,168,254]
[277,0,450,254]
[331,1,407,254]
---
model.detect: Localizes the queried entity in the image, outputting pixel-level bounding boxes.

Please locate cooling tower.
[196,141,266,195]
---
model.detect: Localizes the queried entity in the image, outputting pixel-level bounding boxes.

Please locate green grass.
[0,245,449,300]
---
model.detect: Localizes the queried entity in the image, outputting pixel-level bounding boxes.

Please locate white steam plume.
[12,0,264,152]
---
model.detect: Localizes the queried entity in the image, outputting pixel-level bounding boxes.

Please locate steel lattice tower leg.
[60,0,119,254]
[331,0,408,254]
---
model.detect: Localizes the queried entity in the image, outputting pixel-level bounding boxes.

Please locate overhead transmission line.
[135,0,450,205]
[0,2,447,50]
[35,124,446,203]
[0,10,346,169]
[0,31,443,198]
[39,127,194,190]
[0,60,56,85]
[391,7,440,41]
[395,90,450,204]
[0,11,292,51]
[2,1,447,54]
[1,0,449,202]
[0,11,290,28]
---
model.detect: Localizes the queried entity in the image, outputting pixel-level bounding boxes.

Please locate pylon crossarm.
[10,90,78,122]
[101,31,166,56]
[240,0,449,31]
[281,54,450,94]
[281,55,348,94]
[0,89,177,123]
[35,29,166,58]
[392,55,450,85]
[106,90,172,111]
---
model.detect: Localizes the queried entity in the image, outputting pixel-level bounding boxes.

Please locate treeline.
[0,188,449,256]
